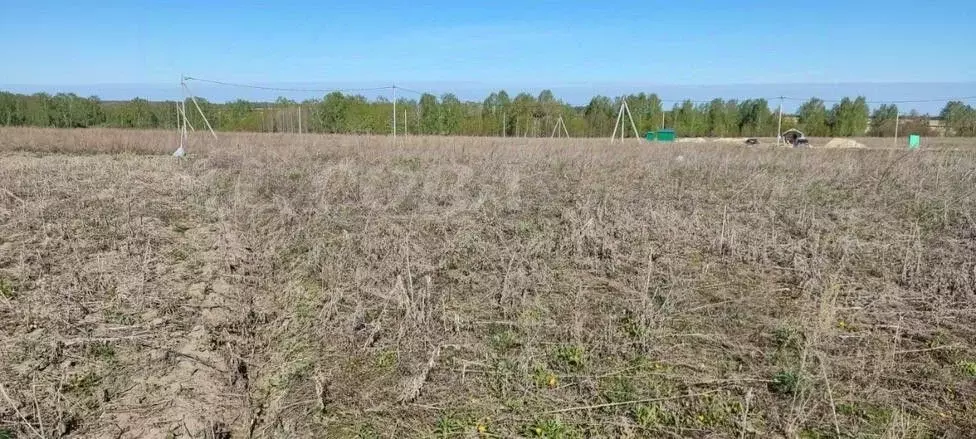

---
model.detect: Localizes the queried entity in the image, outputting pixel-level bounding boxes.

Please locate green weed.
[601,376,638,403]
[770,370,800,396]
[0,277,16,299]
[103,309,135,325]
[65,371,102,394]
[772,326,803,352]
[375,350,398,369]
[525,418,574,438]
[515,219,538,237]
[287,170,305,181]
[433,414,467,438]
[552,345,585,371]
[356,424,380,439]
[620,312,648,339]
[632,403,675,428]
[958,361,976,377]
[488,359,520,396]
[532,365,559,389]
[798,427,839,439]
[488,328,520,352]
[87,343,116,361]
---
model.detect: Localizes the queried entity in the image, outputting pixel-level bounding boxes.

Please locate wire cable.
[182,76,975,107]
[780,96,976,105]
[183,76,394,94]
[394,86,427,96]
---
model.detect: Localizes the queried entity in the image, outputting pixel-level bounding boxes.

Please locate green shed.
[644,129,676,142]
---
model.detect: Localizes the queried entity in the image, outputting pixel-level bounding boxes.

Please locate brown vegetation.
[1,127,975,437]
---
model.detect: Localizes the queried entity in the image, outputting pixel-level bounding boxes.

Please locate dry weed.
[0,128,974,438]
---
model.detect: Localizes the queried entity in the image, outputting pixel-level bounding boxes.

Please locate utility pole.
[181,77,217,139]
[777,96,784,146]
[610,98,641,143]
[893,109,899,147]
[392,84,397,140]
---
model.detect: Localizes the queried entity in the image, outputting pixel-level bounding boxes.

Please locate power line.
[182,76,394,94]
[181,76,976,107]
[395,86,427,96]
[780,96,976,105]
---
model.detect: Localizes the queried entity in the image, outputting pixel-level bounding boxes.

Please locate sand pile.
[822,138,867,149]
[712,137,750,143]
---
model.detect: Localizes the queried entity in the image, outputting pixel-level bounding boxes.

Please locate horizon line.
[5,80,976,88]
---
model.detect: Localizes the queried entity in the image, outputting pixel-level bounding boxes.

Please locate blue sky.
[1,0,975,110]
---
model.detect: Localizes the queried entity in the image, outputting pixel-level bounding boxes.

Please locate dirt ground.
[1,128,975,438]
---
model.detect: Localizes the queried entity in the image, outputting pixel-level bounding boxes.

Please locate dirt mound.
[822,138,867,149]
[715,137,749,143]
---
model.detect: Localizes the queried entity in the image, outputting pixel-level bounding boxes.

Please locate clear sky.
[1,0,975,110]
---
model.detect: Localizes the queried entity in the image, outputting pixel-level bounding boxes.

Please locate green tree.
[829,96,869,136]
[630,93,663,134]
[706,98,738,136]
[869,104,899,137]
[537,89,559,135]
[584,96,614,137]
[319,92,347,133]
[673,100,708,136]
[418,93,440,134]
[440,93,463,135]
[482,92,505,136]
[797,98,829,136]
[118,98,159,128]
[0,92,20,125]
[737,99,772,136]
[940,101,975,136]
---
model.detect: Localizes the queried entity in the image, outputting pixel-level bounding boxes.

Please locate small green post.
[908,134,921,150]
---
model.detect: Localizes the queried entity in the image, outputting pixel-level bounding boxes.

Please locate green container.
[656,129,676,142]
[908,134,921,150]
[645,129,676,142]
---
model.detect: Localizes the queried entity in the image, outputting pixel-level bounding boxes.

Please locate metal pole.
[298,104,302,134]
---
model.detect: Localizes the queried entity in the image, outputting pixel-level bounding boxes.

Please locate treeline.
[1,90,972,137]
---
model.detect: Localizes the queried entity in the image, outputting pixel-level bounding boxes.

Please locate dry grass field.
[1,127,975,438]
